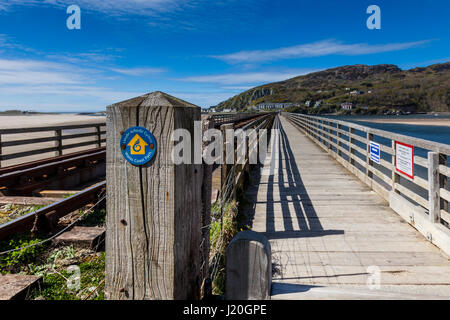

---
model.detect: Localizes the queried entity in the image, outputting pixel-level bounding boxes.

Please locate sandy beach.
[0,114,105,129]
[357,118,450,127]
[0,114,106,167]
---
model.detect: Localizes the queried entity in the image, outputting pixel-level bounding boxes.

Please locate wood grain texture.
[245,116,450,298]
[105,92,202,300]
[226,231,272,300]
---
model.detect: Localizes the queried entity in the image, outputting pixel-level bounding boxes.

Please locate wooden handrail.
[0,122,106,167]
[282,112,450,229]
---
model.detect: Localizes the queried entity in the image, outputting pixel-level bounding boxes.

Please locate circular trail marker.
[120,126,157,166]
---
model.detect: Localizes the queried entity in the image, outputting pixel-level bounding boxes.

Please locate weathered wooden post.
[226,231,272,300]
[200,115,213,294]
[349,128,356,167]
[221,123,234,193]
[95,125,102,148]
[391,140,400,194]
[337,124,342,158]
[54,129,63,156]
[0,133,2,168]
[428,152,440,223]
[366,133,374,180]
[105,91,203,300]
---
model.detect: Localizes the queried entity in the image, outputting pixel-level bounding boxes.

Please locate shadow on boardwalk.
[246,118,344,240]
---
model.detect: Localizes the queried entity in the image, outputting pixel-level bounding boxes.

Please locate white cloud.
[1,0,188,16]
[0,58,83,84]
[177,69,318,85]
[211,39,432,64]
[0,57,145,111]
[110,67,166,76]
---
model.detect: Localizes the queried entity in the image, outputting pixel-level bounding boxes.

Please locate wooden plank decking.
[245,116,450,299]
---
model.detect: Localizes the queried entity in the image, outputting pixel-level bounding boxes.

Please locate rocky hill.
[215,63,450,113]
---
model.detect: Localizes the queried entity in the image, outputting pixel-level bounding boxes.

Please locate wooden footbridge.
[1,91,450,300]
[244,114,450,299]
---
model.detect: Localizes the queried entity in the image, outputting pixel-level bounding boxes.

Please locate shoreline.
[356,118,450,127]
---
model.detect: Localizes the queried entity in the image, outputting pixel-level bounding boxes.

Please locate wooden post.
[428,152,440,223]
[200,116,213,293]
[55,129,63,156]
[221,123,234,193]
[337,124,342,158]
[439,154,448,214]
[96,125,102,148]
[226,231,271,300]
[349,128,356,166]
[391,140,400,194]
[105,91,203,300]
[0,133,2,168]
[366,133,374,179]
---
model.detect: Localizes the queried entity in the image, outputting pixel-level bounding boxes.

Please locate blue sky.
[0,0,448,112]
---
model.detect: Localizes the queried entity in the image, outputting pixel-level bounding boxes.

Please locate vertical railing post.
[0,133,2,168]
[439,154,448,214]
[96,125,102,148]
[105,91,203,300]
[337,124,342,158]
[349,128,355,167]
[366,133,374,179]
[391,140,400,194]
[55,129,63,156]
[327,121,333,151]
[428,152,440,223]
[221,123,234,195]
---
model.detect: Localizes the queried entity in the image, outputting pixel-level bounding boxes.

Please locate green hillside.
[214,63,450,114]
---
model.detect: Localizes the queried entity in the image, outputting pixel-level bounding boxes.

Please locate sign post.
[105,91,203,300]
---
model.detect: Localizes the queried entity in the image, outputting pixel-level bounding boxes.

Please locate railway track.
[0,181,105,241]
[0,113,273,242]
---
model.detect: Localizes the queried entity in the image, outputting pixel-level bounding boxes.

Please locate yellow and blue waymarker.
[120,126,157,166]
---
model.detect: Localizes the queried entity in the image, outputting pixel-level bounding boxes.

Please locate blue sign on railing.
[369,141,381,164]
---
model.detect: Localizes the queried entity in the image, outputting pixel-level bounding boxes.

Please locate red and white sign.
[395,141,414,179]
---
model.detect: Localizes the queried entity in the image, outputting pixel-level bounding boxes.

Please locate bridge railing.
[209,112,266,127]
[0,122,106,167]
[282,113,450,236]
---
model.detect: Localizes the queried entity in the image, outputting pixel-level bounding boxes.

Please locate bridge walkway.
[244,116,450,299]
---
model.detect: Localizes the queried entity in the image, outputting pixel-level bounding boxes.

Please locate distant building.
[350,90,363,96]
[222,109,232,113]
[314,100,322,108]
[341,103,353,111]
[305,100,311,107]
[256,102,297,110]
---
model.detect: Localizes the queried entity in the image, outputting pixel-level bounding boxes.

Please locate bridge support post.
[105,91,203,300]
[225,231,271,300]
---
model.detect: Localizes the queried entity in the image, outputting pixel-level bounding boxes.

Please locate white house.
[341,103,353,110]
